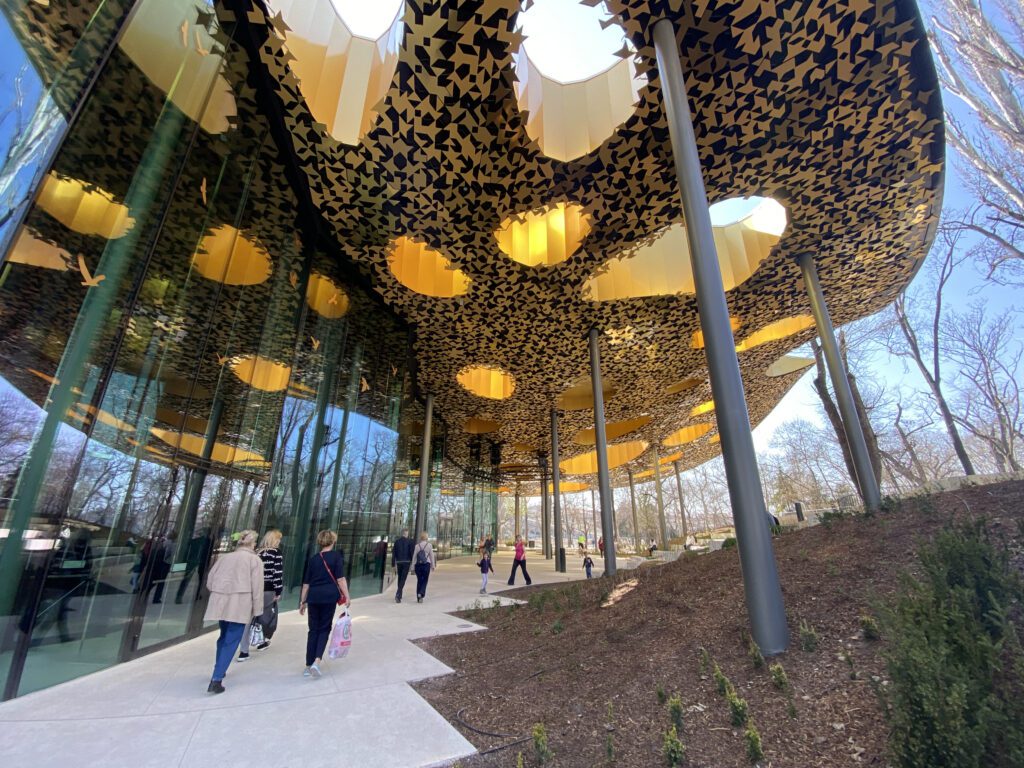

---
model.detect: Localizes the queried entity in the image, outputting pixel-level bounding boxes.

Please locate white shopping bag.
[327,607,352,660]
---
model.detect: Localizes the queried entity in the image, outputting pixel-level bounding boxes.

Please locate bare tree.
[928,0,1024,281]
[943,303,1023,471]
[887,226,977,474]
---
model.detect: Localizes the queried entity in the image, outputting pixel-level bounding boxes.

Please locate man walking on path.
[391,529,415,603]
[507,535,532,586]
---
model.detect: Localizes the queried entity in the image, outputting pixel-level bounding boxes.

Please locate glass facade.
[0,0,411,699]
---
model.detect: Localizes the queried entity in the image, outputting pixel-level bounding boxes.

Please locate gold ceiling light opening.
[633,468,655,479]
[556,375,617,410]
[690,399,715,418]
[495,202,591,268]
[35,172,134,239]
[583,198,787,301]
[709,434,721,444]
[306,272,350,318]
[387,236,471,297]
[691,317,742,349]
[572,415,651,446]
[512,0,645,161]
[118,0,236,134]
[662,422,713,447]
[559,439,648,475]
[230,354,292,392]
[267,0,404,145]
[665,376,702,395]
[150,426,266,467]
[457,364,516,400]
[549,480,590,493]
[735,315,815,352]
[193,225,273,285]
[464,417,502,434]
[766,354,816,378]
[659,450,684,465]
[6,229,72,271]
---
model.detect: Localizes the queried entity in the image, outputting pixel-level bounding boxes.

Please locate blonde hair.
[260,529,282,550]
[236,529,258,549]
[317,530,338,549]
[419,531,429,541]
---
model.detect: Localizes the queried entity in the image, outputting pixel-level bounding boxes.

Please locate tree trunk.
[810,339,861,498]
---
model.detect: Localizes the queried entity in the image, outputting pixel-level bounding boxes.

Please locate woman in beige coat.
[203,529,263,694]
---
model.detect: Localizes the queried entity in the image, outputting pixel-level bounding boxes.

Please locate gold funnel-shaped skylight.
[35,173,134,239]
[572,415,651,446]
[766,354,816,378]
[193,225,272,285]
[560,440,648,475]
[457,365,516,400]
[662,423,713,447]
[306,273,350,318]
[556,375,616,410]
[583,198,787,301]
[267,0,403,145]
[495,202,591,267]
[230,355,292,392]
[388,236,471,297]
[736,315,815,352]
[512,0,645,161]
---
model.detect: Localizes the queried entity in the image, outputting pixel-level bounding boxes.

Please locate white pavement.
[0,550,584,768]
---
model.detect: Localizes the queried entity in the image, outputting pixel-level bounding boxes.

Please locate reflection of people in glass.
[19,528,94,644]
[372,536,387,580]
[151,531,176,604]
[175,527,213,604]
[204,530,263,695]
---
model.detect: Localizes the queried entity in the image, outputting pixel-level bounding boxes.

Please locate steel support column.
[627,469,641,554]
[673,460,690,544]
[652,450,669,550]
[653,18,788,653]
[514,486,520,541]
[588,328,617,576]
[590,487,598,550]
[414,394,434,539]
[798,252,881,512]
[539,453,551,559]
[551,408,565,572]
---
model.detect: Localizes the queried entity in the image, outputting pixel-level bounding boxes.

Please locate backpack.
[416,544,429,565]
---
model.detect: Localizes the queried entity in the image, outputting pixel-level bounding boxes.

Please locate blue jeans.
[212,620,245,682]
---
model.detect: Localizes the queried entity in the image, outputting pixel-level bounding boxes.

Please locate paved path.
[0,550,583,768]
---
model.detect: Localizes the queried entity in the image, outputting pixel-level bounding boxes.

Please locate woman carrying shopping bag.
[238,529,284,661]
[299,530,350,678]
[413,531,436,603]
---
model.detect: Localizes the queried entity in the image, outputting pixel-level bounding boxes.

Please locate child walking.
[478,551,494,594]
[583,554,594,579]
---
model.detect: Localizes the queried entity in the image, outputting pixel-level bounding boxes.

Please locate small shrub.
[769,662,789,691]
[698,646,712,674]
[668,695,684,731]
[516,753,524,768]
[786,699,797,719]
[799,619,819,652]
[748,636,764,669]
[721,536,737,549]
[713,663,733,696]
[744,723,764,762]
[605,733,614,762]
[727,691,749,726]
[840,648,857,680]
[532,723,553,764]
[492,598,502,609]
[819,508,851,528]
[606,700,614,721]
[860,614,881,641]
[663,725,685,767]
[880,521,1024,768]
[656,683,666,705]
[551,619,564,635]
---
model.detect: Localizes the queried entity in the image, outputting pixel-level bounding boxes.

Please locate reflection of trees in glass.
[0,387,40,482]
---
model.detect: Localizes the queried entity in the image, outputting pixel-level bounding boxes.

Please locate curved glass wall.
[0,0,410,699]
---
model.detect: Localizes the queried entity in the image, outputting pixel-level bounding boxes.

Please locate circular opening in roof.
[329,0,404,39]
[512,0,645,161]
[517,0,621,83]
[457,365,516,400]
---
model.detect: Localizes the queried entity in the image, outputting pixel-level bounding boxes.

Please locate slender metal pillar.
[798,253,881,512]
[414,394,434,539]
[550,408,565,572]
[653,18,788,653]
[590,487,598,550]
[673,460,689,544]
[514,486,520,541]
[627,469,641,554]
[539,453,551,558]
[652,450,669,550]
[588,327,617,576]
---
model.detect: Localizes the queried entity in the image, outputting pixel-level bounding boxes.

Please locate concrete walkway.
[0,550,583,768]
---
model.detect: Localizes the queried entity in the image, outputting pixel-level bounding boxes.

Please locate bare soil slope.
[413,480,1024,767]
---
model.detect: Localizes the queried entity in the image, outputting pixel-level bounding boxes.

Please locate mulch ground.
[412,480,1024,767]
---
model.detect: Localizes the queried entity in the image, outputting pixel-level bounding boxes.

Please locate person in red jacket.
[598,536,605,556]
[507,535,532,586]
